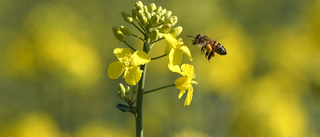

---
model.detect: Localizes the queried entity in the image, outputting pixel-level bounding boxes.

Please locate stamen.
[120,53,133,67]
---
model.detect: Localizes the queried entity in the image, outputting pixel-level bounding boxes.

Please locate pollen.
[120,53,133,67]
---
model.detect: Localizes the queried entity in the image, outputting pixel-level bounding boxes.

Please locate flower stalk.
[151,54,167,60]
[123,40,136,51]
[108,1,197,137]
[144,84,175,94]
[135,63,146,137]
[135,29,150,137]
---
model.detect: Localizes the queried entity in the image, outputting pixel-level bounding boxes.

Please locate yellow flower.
[174,64,197,106]
[108,48,150,85]
[163,34,193,73]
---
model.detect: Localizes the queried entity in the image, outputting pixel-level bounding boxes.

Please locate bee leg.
[205,51,210,61]
[208,51,215,61]
[206,51,211,60]
[201,46,205,54]
[211,51,215,57]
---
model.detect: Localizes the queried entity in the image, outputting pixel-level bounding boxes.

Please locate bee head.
[193,34,202,45]
[195,34,201,39]
[187,34,202,45]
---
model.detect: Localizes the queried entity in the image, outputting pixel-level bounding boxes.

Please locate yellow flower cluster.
[163,34,193,73]
[108,1,197,106]
[163,34,197,106]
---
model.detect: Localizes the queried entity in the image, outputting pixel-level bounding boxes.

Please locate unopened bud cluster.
[112,1,183,42]
[117,83,137,106]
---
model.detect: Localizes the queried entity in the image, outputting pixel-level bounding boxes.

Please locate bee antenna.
[187,35,195,38]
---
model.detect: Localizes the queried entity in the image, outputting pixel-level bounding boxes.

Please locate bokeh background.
[1,0,320,137]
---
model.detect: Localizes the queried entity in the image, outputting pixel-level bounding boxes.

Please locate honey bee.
[188,34,227,61]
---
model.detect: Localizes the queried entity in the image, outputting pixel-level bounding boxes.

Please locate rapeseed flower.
[163,34,192,73]
[108,48,150,85]
[174,64,197,106]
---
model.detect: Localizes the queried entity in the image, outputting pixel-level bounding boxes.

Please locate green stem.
[135,31,150,137]
[149,23,164,28]
[151,54,167,60]
[132,34,145,42]
[144,84,175,95]
[135,64,146,137]
[131,22,144,34]
[123,40,136,51]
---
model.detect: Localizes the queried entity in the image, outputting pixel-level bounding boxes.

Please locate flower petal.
[190,80,198,85]
[184,86,194,106]
[163,34,177,45]
[108,61,126,79]
[168,63,181,74]
[114,48,131,60]
[124,66,141,85]
[132,50,151,65]
[174,76,189,90]
[181,64,194,78]
[180,45,193,61]
[169,49,183,66]
[178,90,186,99]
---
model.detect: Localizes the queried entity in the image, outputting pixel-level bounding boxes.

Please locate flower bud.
[170,16,178,26]
[140,16,148,27]
[125,86,130,95]
[150,14,159,25]
[164,17,173,25]
[135,1,144,12]
[137,6,144,12]
[160,9,167,16]
[137,10,147,26]
[159,16,165,23]
[112,26,125,42]
[149,3,156,12]
[137,10,145,20]
[143,6,148,14]
[145,12,151,19]
[163,11,172,18]
[150,11,156,16]
[121,12,133,23]
[120,26,131,36]
[119,83,126,96]
[137,11,147,27]
[169,26,183,37]
[135,1,143,8]
[159,24,171,33]
[132,7,138,20]
[150,29,159,41]
[156,6,162,13]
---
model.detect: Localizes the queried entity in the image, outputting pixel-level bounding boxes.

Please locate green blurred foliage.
[0,0,319,137]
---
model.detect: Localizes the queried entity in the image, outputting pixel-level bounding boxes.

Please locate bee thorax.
[197,43,206,47]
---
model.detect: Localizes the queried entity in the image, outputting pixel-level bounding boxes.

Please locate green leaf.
[116,104,137,116]
[116,104,131,112]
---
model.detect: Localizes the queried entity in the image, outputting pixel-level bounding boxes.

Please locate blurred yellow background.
[1,0,320,137]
